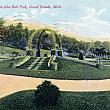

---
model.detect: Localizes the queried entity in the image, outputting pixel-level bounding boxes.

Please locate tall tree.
[0,18,5,27]
[103,41,110,50]
[94,41,103,48]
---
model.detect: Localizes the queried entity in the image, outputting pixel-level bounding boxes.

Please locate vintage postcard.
[0,0,110,110]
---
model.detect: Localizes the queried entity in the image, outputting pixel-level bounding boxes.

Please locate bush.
[26,50,34,56]
[44,53,48,57]
[51,49,56,56]
[57,50,63,57]
[34,80,60,106]
[78,52,84,60]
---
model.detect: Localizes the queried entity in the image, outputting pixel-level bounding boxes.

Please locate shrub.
[51,49,56,56]
[78,52,84,60]
[44,53,48,57]
[34,80,60,106]
[26,49,34,56]
[57,50,63,57]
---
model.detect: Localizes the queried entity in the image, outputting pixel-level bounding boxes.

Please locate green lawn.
[40,49,51,56]
[0,44,50,55]
[0,45,25,54]
[102,61,110,65]
[0,90,110,110]
[0,57,110,80]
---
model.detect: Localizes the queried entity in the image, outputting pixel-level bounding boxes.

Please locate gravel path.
[0,74,110,98]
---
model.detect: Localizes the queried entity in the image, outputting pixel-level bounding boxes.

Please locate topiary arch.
[27,28,62,57]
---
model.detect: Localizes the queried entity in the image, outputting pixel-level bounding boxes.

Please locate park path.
[0,74,110,98]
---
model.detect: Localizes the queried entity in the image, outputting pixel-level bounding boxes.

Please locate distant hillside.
[4,19,110,42]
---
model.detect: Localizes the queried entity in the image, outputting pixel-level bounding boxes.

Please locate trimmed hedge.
[26,49,35,56]
[78,52,84,60]
[57,50,63,57]
[51,49,56,56]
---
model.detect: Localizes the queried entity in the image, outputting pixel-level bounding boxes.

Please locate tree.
[7,23,30,48]
[103,41,110,50]
[34,80,61,106]
[19,37,27,49]
[40,33,52,50]
[79,41,89,53]
[23,27,30,40]
[0,18,5,27]
[16,22,23,31]
[94,41,103,48]
[62,36,79,53]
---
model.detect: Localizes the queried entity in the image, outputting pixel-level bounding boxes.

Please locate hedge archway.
[28,28,62,57]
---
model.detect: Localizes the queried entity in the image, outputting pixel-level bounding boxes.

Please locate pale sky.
[0,0,110,38]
